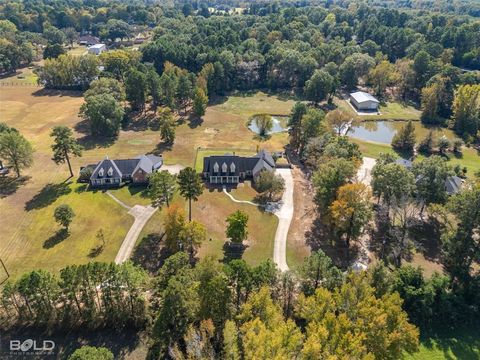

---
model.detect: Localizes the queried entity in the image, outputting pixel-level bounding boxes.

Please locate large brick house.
[81,154,163,188]
[202,150,275,185]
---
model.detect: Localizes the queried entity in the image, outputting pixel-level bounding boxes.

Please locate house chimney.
[105,155,109,160]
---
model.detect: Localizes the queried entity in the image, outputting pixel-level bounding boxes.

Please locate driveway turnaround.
[106,192,157,264]
[273,169,294,272]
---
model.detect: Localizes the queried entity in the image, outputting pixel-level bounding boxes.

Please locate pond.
[248,116,288,135]
[348,121,457,144]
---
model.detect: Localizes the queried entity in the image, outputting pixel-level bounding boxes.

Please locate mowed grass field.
[351,137,480,178]
[0,87,142,278]
[0,88,295,277]
[335,97,422,121]
[193,188,278,266]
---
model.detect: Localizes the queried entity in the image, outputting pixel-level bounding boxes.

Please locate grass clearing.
[194,189,278,266]
[406,326,480,360]
[166,92,294,166]
[336,97,421,121]
[352,138,480,178]
[0,66,39,85]
[3,182,133,279]
[0,88,296,276]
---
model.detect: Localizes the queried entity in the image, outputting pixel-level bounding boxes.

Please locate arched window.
[222,162,228,172]
[213,162,219,173]
[107,167,113,176]
[98,168,104,177]
[230,162,236,172]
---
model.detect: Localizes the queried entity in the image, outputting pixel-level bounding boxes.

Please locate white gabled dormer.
[222,162,228,173]
[107,167,113,177]
[98,168,105,177]
[213,162,219,173]
[230,162,236,173]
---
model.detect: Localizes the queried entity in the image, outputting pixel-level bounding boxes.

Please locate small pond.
[248,116,288,135]
[348,121,457,144]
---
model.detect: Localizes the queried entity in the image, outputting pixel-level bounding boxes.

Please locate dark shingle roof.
[91,158,124,180]
[89,154,163,181]
[203,151,275,177]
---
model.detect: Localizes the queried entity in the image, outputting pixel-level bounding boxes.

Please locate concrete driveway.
[106,192,157,264]
[273,169,294,272]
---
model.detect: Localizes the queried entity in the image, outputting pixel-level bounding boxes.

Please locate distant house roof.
[78,35,100,44]
[89,154,163,181]
[203,150,275,177]
[89,43,106,49]
[395,158,413,169]
[350,91,380,104]
[445,176,463,195]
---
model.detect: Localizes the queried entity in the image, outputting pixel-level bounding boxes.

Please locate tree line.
[1,252,424,360]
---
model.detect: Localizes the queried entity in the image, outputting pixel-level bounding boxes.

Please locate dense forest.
[0,0,479,359]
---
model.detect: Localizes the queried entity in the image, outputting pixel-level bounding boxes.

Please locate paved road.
[106,192,157,264]
[273,169,294,272]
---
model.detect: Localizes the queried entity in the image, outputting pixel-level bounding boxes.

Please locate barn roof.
[350,91,379,104]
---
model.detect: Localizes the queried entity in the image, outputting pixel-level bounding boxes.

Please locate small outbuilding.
[445,176,463,195]
[88,44,107,55]
[349,91,380,111]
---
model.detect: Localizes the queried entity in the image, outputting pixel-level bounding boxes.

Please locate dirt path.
[354,157,377,268]
[273,169,294,272]
[106,192,157,264]
[356,157,376,185]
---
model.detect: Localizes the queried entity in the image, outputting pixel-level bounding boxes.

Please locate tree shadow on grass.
[188,114,204,129]
[409,218,442,262]
[88,245,104,258]
[31,88,83,98]
[77,134,116,151]
[0,175,30,198]
[151,141,172,156]
[127,185,149,199]
[1,326,145,360]
[131,233,169,275]
[421,325,480,360]
[222,242,247,263]
[43,228,69,249]
[25,182,72,211]
[305,217,360,269]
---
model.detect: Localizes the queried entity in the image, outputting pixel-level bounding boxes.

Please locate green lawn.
[193,189,278,266]
[352,138,480,178]
[4,182,133,279]
[406,327,480,360]
[107,184,151,207]
[0,66,39,85]
[67,45,88,56]
[336,98,421,121]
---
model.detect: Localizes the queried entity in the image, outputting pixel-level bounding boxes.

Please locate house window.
[230,163,236,173]
[107,167,113,177]
[213,162,219,173]
[222,162,228,173]
[98,168,104,177]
